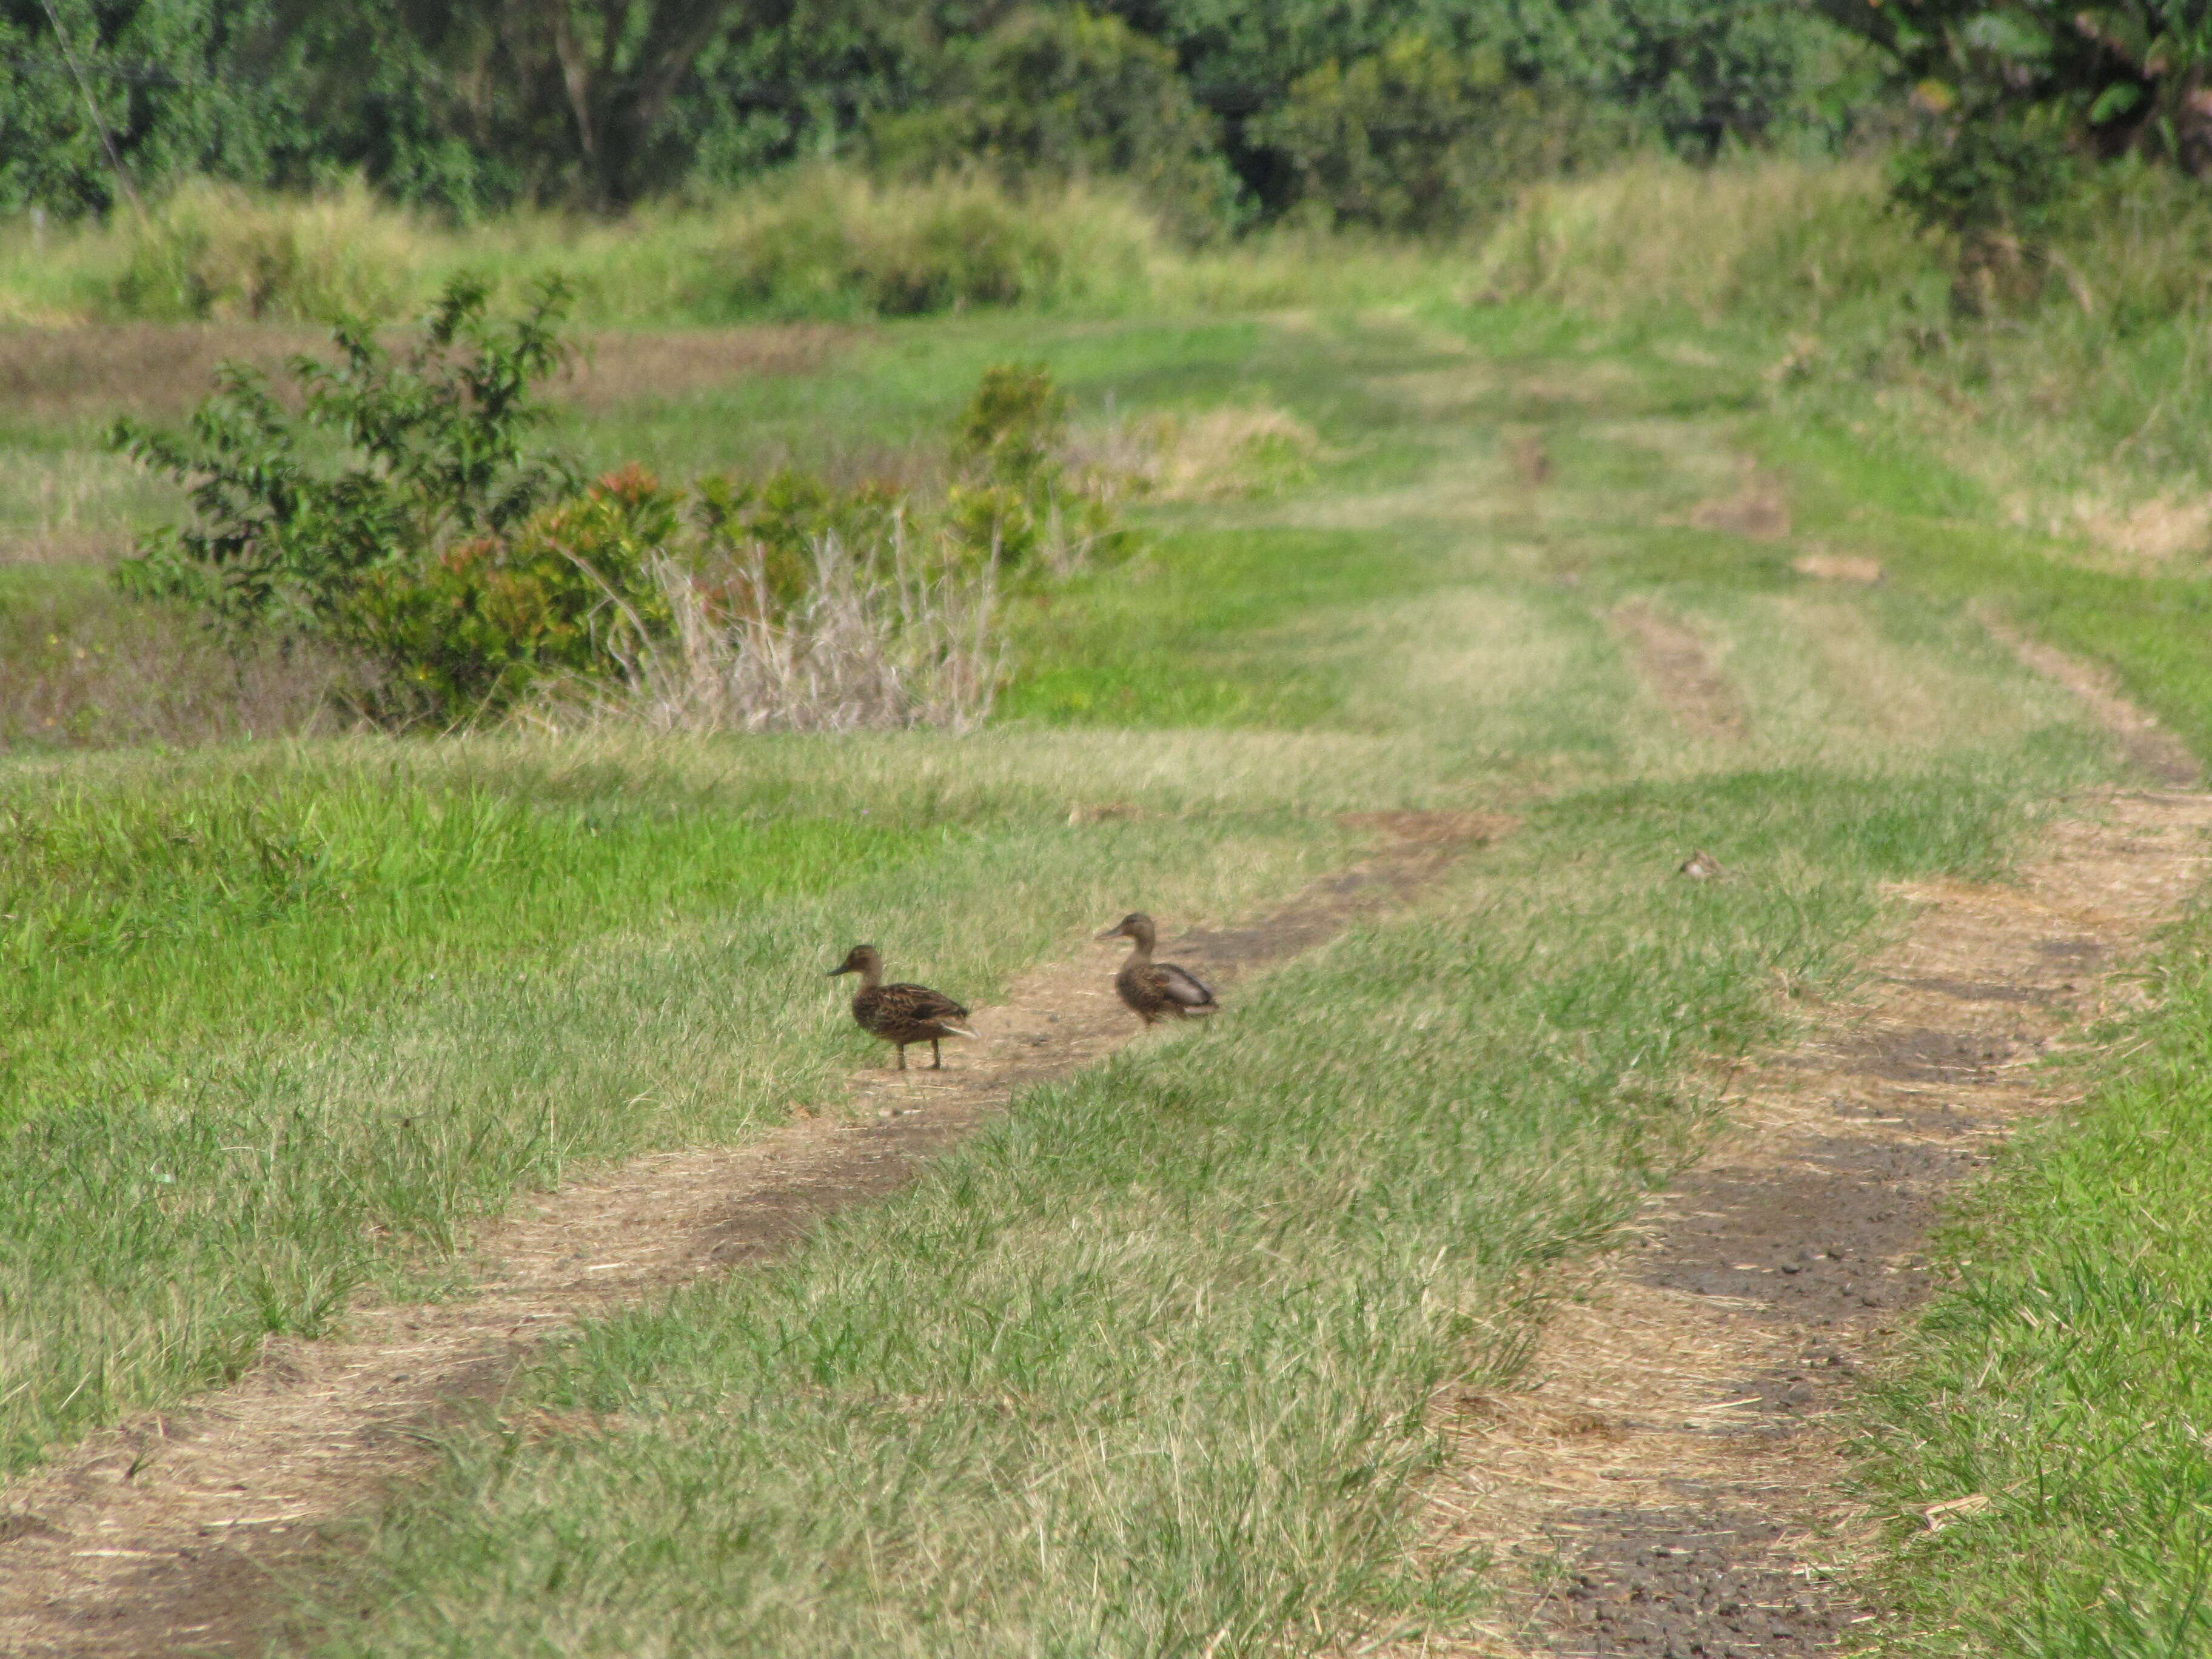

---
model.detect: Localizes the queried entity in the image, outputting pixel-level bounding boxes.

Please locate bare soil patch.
[1690,462,1793,543]
[1611,603,1751,743]
[1427,788,2212,1658]
[557,327,852,412]
[0,324,847,424]
[1790,552,1883,585]
[0,818,1501,1659]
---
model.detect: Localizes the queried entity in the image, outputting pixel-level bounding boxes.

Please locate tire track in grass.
[1416,771,2212,1656]
[1609,603,1750,746]
[0,813,1511,1659]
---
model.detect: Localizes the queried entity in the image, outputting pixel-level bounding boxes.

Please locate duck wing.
[867,982,975,1036]
[1156,963,1218,1011]
[884,982,968,1021]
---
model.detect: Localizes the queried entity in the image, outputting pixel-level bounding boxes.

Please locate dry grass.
[537,533,1002,736]
[0,324,326,422]
[554,326,856,411]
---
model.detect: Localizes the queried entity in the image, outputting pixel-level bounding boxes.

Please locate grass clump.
[679,170,1159,323]
[110,178,427,324]
[1474,155,1929,327]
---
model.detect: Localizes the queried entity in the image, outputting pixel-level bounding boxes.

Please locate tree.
[1815,1,2212,192]
[0,0,297,215]
[264,0,802,209]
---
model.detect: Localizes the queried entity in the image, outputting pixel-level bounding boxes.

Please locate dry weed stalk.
[539,523,1003,735]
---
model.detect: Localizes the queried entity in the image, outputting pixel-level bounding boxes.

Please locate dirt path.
[0,814,1504,1659]
[1419,783,2212,1657]
[1611,603,1751,743]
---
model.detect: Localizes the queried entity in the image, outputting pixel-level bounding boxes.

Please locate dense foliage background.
[2,0,1873,227]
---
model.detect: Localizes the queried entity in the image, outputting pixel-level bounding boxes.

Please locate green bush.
[692,468,902,617]
[115,318,1133,723]
[338,465,681,720]
[946,361,1133,577]
[1252,36,1633,235]
[112,275,578,634]
[868,7,1239,243]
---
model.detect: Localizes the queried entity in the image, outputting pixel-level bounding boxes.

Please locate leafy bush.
[868,7,1240,243]
[112,275,578,635]
[1824,1,2212,246]
[115,313,1131,725]
[946,362,1134,578]
[339,465,682,719]
[1252,36,1632,234]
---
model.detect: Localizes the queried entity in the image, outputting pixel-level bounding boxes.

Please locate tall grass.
[0,170,1165,329]
[1475,156,1929,326]
[1474,155,2212,554]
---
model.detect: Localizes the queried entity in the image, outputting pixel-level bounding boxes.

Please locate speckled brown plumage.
[828,944,976,1070]
[1095,913,1218,1027]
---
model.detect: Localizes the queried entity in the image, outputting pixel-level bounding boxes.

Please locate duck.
[1096,913,1218,1026]
[828,945,977,1070]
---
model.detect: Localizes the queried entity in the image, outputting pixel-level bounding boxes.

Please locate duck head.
[828,944,883,979]
[1094,913,1156,948]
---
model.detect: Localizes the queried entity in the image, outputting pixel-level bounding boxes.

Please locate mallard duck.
[1096,913,1218,1026]
[828,945,976,1070]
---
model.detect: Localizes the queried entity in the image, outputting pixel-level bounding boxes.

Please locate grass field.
[4,181,2212,1652]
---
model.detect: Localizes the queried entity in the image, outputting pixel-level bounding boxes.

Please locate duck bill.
[1093,925,1123,941]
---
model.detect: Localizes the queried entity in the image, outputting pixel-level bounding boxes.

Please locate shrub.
[946,362,1134,579]
[115,312,1128,728]
[338,465,682,720]
[692,468,902,618]
[112,276,579,635]
[1252,36,1635,234]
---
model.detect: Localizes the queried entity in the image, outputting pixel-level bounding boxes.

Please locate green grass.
[298,762,2044,1658]
[139,314,2111,1654]
[0,736,1359,1467]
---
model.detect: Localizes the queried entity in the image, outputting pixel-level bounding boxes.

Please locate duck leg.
[931,1038,943,1069]
[896,1044,908,1071]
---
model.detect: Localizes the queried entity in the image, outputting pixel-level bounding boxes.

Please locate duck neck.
[1125,927,1156,966]
[856,957,883,990]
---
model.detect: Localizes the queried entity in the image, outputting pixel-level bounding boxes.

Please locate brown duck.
[828,945,976,1070]
[1096,913,1219,1026]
